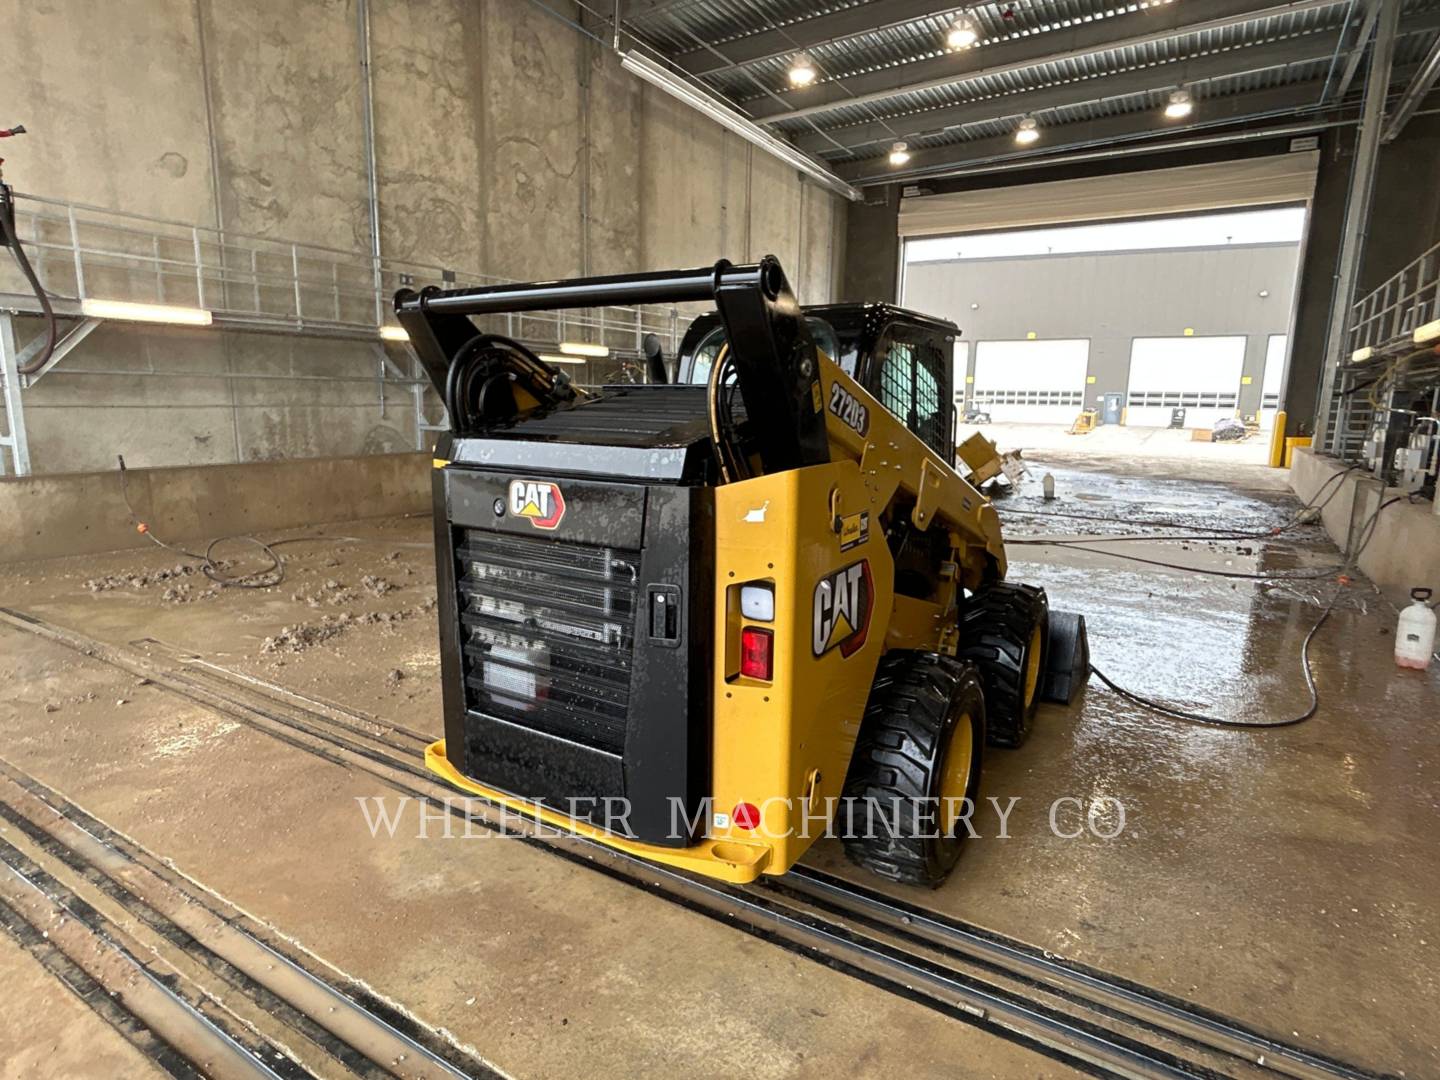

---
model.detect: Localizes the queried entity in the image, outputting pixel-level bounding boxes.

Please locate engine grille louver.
[455,529,639,754]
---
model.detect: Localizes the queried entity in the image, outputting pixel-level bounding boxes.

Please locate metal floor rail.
[0,607,1403,1080]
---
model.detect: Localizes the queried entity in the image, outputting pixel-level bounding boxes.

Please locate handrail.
[1346,235,1440,355]
[0,190,688,353]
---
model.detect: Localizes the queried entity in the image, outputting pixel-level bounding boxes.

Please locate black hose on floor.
[1084,489,1408,729]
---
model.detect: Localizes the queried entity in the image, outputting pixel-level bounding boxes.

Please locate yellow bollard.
[1268,410,1287,468]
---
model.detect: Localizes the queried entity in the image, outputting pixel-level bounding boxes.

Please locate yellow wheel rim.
[1023,624,1044,707]
[939,713,975,835]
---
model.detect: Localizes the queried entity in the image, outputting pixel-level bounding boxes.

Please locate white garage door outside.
[1126,336,1245,428]
[972,339,1089,423]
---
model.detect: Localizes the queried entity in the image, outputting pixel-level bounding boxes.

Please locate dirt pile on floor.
[84,562,226,604]
[260,596,437,655]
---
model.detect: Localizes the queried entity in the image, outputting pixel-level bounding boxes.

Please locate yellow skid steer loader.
[398,258,1084,887]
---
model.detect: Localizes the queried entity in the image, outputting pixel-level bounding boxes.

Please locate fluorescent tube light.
[379,325,410,342]
[620,51,861,202]
[559,341,609,358]
[1414,319,1440,344]
[538,354,590,365]
[80,298,213,326]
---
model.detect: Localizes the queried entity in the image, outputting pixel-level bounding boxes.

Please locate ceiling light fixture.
[1164,89,1194,119]
[888,141,911,166]
[947,15,979,49]
[619,51,860,201]
[1014,116,1040,145]
[79,298,213,326]
[788,52,817,87]
[559,341,610,358]
[378,325,410,342]
[538,353,590,366]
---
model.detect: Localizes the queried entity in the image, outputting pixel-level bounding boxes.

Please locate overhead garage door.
[1126,336,1245,428]
[898,154,1318,238]
[973,339,1088,423]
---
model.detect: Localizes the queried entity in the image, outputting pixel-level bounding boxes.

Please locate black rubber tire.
[955,582,1049,749]
[839,653,986,887]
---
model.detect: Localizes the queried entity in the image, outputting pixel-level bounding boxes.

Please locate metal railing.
[1321,236,1440,459]
[0,192,701,475]
[1346,236,1440,356]
[0,191,688,352]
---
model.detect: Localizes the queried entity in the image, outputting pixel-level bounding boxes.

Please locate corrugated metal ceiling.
[622,0,1440,165]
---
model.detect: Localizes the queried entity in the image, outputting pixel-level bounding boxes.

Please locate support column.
[1238,334,1269,418]
[1313,0,1400,451]
[0,314,33,475]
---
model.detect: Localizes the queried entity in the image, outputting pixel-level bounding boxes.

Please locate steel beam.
[675,1,965,77]
[1313,0,1400,452]
[748,0,1343,122]
[19,318,101,387]
[798,32,1348,156]
[1381,31,1440,142]
[1330,0,1381,101]
[834,82,1331,184]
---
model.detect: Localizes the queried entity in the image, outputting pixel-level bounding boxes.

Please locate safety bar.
[394,259,784,318]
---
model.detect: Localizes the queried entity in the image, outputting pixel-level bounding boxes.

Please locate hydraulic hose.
[0,196,56,376]
[444,332,576,434]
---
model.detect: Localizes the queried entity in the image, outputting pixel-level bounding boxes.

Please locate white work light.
[740,583,775,622]
[947,15,979,49]
[1164,89,1194,119]
[788,53,817,87]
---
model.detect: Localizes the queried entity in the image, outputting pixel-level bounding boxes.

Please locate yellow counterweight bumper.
[424,740,773,884]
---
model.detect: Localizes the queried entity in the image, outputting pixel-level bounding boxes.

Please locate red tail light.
[739,627,773,680]
[732,802,761,830]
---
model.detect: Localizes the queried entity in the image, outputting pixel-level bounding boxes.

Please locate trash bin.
[1169,407,1187,429]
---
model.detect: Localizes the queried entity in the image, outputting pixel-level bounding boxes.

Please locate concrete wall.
[0,451,429,563]
[1289,446,1440,597]
[0,0,846,476]
[8,319,424,475]
[903,243,1301,415]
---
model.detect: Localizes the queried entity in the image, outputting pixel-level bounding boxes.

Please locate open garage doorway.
[898,156,1312,466]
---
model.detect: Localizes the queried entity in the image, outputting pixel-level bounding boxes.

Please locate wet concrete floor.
[0,455,1435,1077]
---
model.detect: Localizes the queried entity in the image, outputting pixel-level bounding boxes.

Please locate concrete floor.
[0,456,1435,1078]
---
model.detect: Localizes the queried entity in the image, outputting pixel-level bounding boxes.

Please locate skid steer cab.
[397,258,1080,888]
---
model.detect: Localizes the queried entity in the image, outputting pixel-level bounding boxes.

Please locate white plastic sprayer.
[1395,588,1437,671]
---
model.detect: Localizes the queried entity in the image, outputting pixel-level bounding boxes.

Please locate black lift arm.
[394,258,830,474]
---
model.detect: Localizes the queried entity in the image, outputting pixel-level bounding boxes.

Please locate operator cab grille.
[456,529,639,754]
